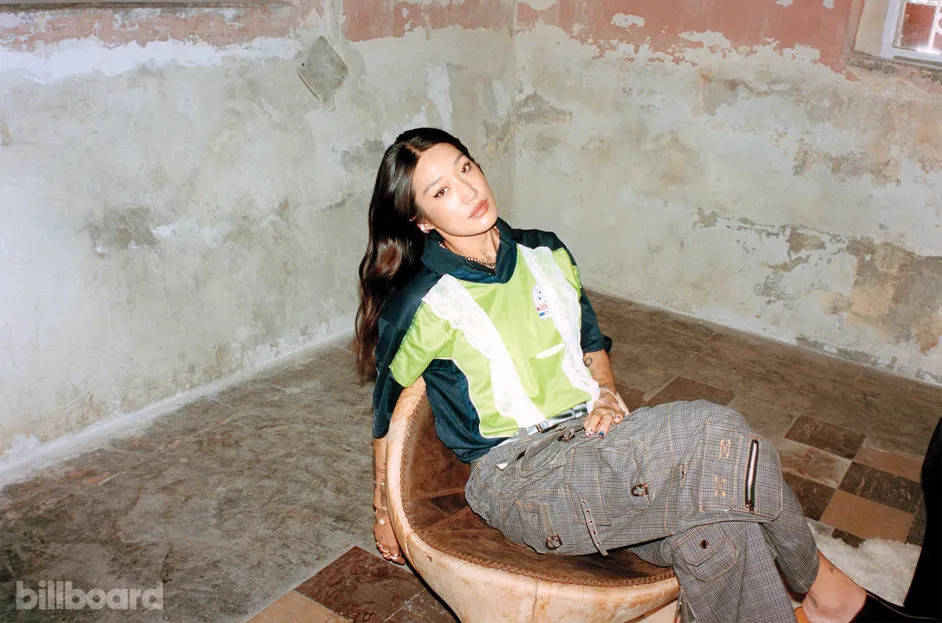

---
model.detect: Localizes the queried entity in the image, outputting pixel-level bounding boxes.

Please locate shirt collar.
[421,218,516,283]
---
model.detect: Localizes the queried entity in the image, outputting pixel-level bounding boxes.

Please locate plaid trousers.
[465,400,819,623]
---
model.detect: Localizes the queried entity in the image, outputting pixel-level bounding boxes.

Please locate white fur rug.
[810,525,922,605]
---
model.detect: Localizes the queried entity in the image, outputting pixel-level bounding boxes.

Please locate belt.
[523,402,588,436]
[468,403,588,470]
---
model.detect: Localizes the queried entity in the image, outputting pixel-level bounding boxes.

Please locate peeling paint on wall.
[0,4,305,53]
[511,10,942,386]
[835,240,942,355]
[793,140,901,186]
[1,37,298,83]
[342,0,513,42]
[0,4,515,460]
[514,0,854,70]
[611,14,644,29]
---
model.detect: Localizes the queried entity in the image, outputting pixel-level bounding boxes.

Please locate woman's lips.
[469,200,489,219]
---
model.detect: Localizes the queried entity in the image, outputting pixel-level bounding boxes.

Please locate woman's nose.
[457,179,478,203]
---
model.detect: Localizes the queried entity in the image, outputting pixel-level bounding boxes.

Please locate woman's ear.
[415,218,435,234]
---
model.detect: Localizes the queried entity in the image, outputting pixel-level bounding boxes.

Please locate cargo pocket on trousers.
[697,423,784,520]
[512,498,557,554]
[675,524,739,582]
[598,443,651,517]
[565,446,615,526]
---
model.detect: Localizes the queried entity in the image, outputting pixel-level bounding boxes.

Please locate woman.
[356,128,911,623]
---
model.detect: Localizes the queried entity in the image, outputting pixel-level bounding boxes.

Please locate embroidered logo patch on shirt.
[532,284,552,319]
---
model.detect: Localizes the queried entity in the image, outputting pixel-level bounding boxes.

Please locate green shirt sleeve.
[551,244,613,354]
[388,302,454,387]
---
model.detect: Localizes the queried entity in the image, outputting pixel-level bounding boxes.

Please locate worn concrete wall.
[0,0,514,461]
[510,0,942,385]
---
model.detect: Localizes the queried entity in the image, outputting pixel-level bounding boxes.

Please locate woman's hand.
[584,388,628,438]
[373,509,406,564]
[581,350,629,438]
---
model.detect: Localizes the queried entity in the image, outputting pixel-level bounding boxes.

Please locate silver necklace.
[439,226,499,269]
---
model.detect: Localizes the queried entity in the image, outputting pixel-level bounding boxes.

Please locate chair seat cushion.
[408,494,675,587]
[401,396,675,588]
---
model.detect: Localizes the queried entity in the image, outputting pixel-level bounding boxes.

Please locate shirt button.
[631,483,648,497]
[545,535,563,550]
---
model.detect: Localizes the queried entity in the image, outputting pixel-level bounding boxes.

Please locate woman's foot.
[801,552,865,623]
[800,552,935,622]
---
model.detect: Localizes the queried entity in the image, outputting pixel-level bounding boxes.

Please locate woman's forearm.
[372,436,389,511]
[582,349,616,393]
[583,348,630,420]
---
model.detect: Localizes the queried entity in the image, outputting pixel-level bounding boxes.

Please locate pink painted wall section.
[342,0,511,42]
[517,0,853,70]
[0,0,322,52]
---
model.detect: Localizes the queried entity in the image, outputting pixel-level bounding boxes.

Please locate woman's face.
[411,143,498,238]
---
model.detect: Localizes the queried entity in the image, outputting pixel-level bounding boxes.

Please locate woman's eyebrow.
[422,177,441,195]
[422,154,466,195]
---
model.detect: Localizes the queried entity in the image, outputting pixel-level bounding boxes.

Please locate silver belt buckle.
[533,403,586,434]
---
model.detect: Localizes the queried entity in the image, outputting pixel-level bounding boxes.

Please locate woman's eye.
[434,188,446,198]
[461,162,471,173]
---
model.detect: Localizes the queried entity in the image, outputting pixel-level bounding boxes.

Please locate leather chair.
[384,379,680,622]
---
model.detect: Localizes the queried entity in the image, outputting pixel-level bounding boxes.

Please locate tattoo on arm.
[583,356,593,367]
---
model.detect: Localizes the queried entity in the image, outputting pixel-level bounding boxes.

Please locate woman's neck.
[439,226,500,263]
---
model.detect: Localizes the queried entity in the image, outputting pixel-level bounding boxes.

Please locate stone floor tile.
[210,380,297,413]
[678,362,749,400]
[850,372,916,403]
[831,529,865,548]
[820,491,913,542]
[853,445,924,483]
[727,395,799,440]
[247,590,351,623]
[777,439,852,488]
[909,381,942,411]
[838,463,922,513]
[4,291,940,622]
[384,587,458,623]
[734,371,820,414]
[785,416,865,460]
[805,392,936,457]
[79,399,238,481]
[0,469,81,523]
[254,346,362,398]
[295,547,426,622]
[783,472,835,521]
[906,498,927,547]
[644,377,735,408]
[607,348,677,396]
[685,335,763,382]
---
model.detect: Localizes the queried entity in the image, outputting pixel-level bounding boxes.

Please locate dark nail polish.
[598,430,606,437]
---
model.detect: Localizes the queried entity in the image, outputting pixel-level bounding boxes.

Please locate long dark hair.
[355,128,475,377]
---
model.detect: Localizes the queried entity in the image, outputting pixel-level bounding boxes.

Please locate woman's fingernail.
[585,429,593,436]
[598,430,606,437]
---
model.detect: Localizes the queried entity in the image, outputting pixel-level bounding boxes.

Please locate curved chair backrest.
[384,379,679,623]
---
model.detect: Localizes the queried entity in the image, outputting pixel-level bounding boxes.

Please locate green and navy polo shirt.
[372,218,612,463]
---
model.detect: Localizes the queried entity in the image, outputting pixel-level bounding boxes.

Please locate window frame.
[879,0,942,65]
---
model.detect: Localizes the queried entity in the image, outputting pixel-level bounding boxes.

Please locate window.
[879,0,942,64]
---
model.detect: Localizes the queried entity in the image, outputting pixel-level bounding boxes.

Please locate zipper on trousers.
[745,439,759,514]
